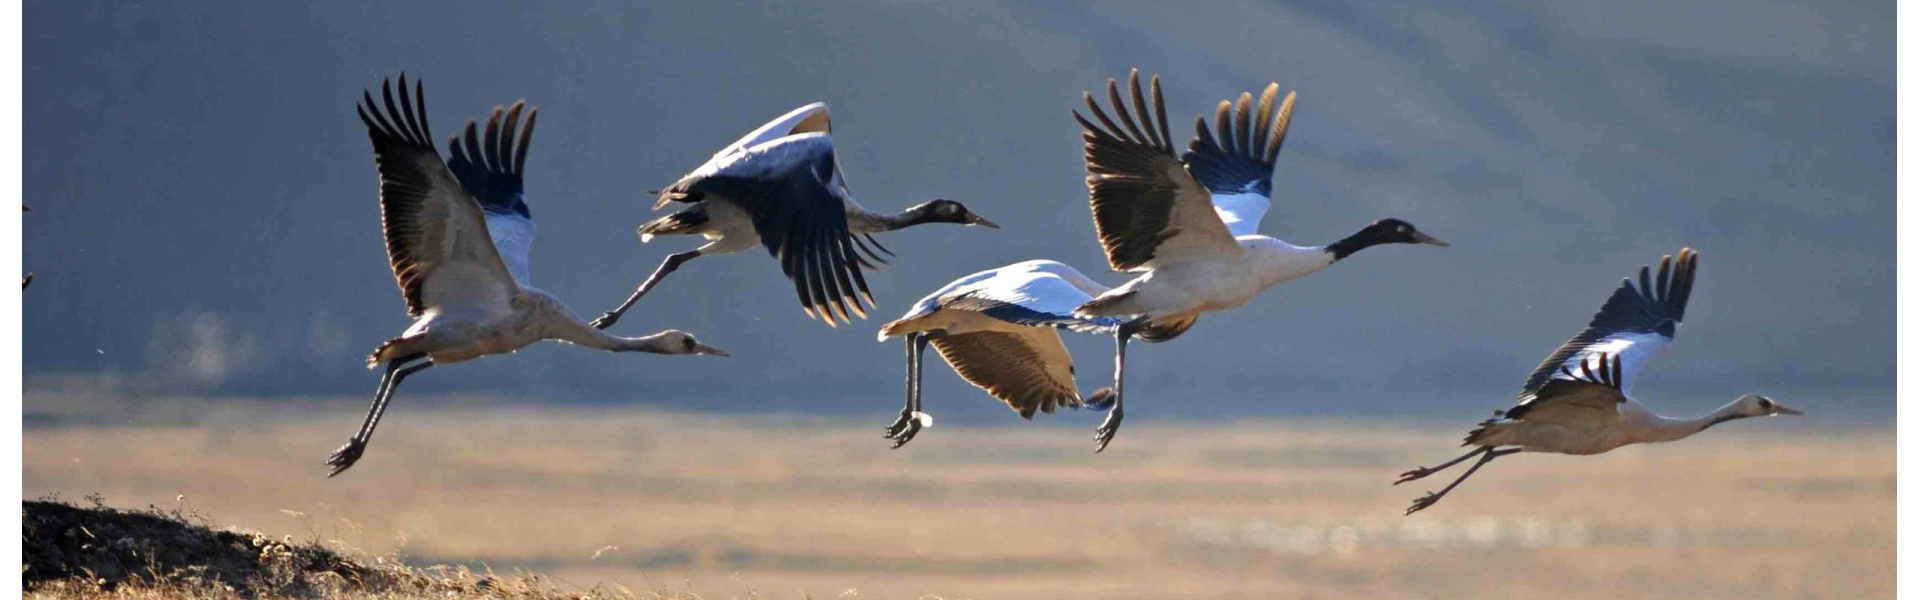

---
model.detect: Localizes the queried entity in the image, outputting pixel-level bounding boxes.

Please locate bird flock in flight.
[331,70,1803,516]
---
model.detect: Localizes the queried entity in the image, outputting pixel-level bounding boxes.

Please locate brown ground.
[22,396,1893,599]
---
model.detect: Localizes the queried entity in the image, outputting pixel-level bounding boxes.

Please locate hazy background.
[24,0,1893,421]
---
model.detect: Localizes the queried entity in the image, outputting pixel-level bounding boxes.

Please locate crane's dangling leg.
[1095,318,1146,453]
[1404,447,1520,515]
[1395,446,1489,485]
[327,355,432,477]
[591,250,703,330]
[886,333,934,448]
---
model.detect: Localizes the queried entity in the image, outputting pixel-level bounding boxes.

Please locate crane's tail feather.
[1074,290,1138,318]
[636,209,708,243]
[1082,387,1117,410]
[367,337,421,368]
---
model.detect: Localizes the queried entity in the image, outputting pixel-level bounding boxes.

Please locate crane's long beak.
[694,343,731,357]
[966,214,1001,229]
[1412,231,1449,247]
[1774,405,1805,416]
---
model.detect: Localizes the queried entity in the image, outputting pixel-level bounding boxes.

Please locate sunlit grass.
[23,398,1893,600]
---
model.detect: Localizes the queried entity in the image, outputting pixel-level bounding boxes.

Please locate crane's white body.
[1397,249,1797,515]
[1468,397,1719,455]
[337,78,721,477]
[1087,237,1335,320]
[878,260,1122,436]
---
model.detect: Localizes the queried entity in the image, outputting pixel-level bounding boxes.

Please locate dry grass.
[21,397,1893,600]
[21,498,701,600]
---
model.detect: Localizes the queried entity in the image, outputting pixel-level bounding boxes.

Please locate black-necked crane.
[1396,248,1802,515]
[589,102,999,330]
[330,75,729,477]
[875,259,1120,447]
[1070,70,1449,450]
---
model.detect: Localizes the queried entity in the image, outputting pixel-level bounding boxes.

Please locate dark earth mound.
[22,499,670,599]
[23,500,372,596]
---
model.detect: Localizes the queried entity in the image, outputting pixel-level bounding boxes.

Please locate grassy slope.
[22,500,690,600]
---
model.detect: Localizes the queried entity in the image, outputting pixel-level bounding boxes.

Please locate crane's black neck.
[852,203,936,233]
[1326,224,1393,261]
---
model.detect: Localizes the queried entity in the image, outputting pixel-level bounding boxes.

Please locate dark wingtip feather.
[1233,91,1253,156]
[1266,90,1296,163]
[483,106,505,172]
[514,108,538,176]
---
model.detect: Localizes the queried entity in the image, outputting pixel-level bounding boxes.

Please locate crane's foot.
[589,312,622,330]
[325,438,366,477]
[1395,466,1439,485]
[1093,410,1123,453]
[883,410,932,449]
[1405,491,1443,516]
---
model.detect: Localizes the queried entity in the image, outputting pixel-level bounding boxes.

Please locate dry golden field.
[22,394,1892,600]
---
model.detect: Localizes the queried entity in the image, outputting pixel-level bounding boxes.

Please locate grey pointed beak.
[1412,231,1449,247]
[966,214,1001,229]
[695,343,731,357]
[1775,405,1805,416]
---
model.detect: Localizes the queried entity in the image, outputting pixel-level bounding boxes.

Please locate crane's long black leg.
[592,250,702,330]
[327,355,432,477]
[886,333,933,448]
[1094,319,1145,453]
[1395,446,1489,485]
[883,334,918,443]
[1404,447,1520,515]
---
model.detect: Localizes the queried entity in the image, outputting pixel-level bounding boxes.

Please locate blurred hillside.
[23,0,1892,417]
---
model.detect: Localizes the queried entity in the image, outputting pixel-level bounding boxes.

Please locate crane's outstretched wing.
[664,133,872,325]
[938,269,1124,334]
[1075,70,1239,272]
[1514,248,1699,408]
[885,260,1122,337]
[357,75,516,316]
[932,328,1097,419]
[1503,352,1629,420]
[1183,84,1295,237]
[447,101,538,287]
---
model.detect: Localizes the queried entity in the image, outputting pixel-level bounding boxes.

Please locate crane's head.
[1731,394,1803,418]
[1330,218,1447,260]
[653,330,730,357]
[1367,218,1448,247]
[910,199,1000,229]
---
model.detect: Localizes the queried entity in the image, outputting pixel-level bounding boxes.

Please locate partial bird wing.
[702,102,832,173]
[1182,85,1295,237]
[939,266,1124,334]
[931,329,1089,419]
[1075,70,1240,272]
[447,101,539,287]
[1515,248,1700,408]
[357,76,517,317]
[1502,353,1629,421]
[665,133,872,325]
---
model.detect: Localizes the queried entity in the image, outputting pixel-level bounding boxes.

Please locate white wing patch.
[1210,191,1272,237]
[486,212,536,287]
[699,132,835,184]
[694,103,831,179]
